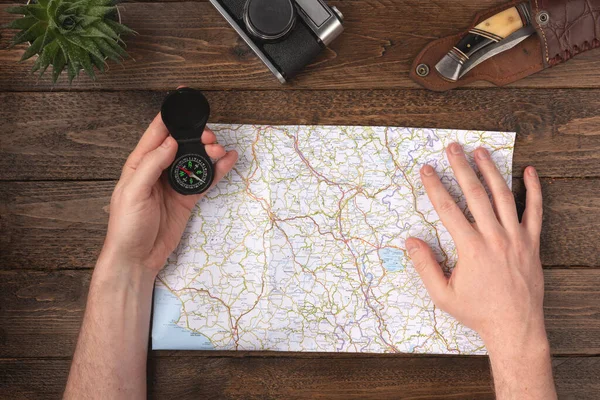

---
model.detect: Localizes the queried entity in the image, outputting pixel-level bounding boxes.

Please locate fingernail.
[476,148,490,160]
[406,241,419,256]
[449,143,463,155]
[421,165,434,176]
[528,166,537,177]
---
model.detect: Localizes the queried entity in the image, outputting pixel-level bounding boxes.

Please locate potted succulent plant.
[3,0,135,83]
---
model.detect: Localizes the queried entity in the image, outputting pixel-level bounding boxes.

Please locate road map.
[152,125,516,354]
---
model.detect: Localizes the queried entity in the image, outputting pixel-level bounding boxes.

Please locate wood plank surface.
[1,268,599,358]
[1,1,600,91]
[2,89,600,181]
[1,356,599,399]
[0,181,111,270]
[2,0,600,396]
[2,177,600,270]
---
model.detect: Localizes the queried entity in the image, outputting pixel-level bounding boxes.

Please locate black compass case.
[161,88,215,195]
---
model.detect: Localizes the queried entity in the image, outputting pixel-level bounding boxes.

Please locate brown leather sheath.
[410,0,600,91]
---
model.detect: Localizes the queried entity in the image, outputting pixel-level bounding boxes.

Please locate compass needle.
[172,155,212,192]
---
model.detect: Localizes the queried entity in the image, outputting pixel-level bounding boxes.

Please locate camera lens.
[243,0,296,41]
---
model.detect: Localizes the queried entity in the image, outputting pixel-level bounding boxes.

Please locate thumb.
[405,237,450,307]
[131,136,178,192]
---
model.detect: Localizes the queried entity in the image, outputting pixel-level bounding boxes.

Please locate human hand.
[405,143,547,358]
[99,112,238,275]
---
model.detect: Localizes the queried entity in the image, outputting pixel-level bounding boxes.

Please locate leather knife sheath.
[410,0,600,91]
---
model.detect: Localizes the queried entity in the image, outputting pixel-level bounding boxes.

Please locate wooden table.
[1,0,600,398]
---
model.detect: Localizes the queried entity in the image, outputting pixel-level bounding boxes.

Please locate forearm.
[64,255,156,400]
[487,333,557,400]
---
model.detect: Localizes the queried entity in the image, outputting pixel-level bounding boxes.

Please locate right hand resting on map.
[405,143,556,399]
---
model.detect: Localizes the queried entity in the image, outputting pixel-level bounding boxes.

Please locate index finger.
[122,114,218,181]
[420,165,477,244]
[201,128,217,144]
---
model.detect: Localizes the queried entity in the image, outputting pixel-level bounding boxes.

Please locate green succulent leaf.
[86,6,116,17]
[85,0,114,8]
[92,20,120,41]
[104,19,136,36]
[55,2,74,17]
[92,37,122,63]
[67,35,104,61]
[80,55,96,79]
[39,40,61,76]
[46,0,59,21]
[67,59,78,83]
[81,25,117,41]
[63,4,85,15]
[31,56,41,73]
[65,38,95,79]
[26,4,50,21]
[52,49,67,83]
[21,36,44,62]
[10,21,47,46]
[20,32,48,61]
[5,6,30,15]
[5,0,134,84]
[105,35,127,57]
[80,15,101,28]
[67,0,92,10]
[3,16,38,30]
[54,35,70,58]
[30,39,57,76]
[90,53,106,73]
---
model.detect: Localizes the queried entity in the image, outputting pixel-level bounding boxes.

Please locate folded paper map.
[152,125,516,354]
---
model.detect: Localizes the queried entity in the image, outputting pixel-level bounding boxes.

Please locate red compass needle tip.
[179,166,192,176]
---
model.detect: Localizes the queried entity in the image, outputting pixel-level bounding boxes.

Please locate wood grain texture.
[0,181,112,270]
[1,1,599,90]
[1,267,599,358]
[2,0,600,396]
[150,356,600,399]
[0,356,599,399]
[2,177,600,270]
[2,89,600,181]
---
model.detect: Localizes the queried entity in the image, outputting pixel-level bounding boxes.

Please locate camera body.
[210,0,344,82]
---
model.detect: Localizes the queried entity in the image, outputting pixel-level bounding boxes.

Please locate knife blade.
[435,3,534,81]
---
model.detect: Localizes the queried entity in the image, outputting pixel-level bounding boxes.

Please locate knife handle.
[472,6,524,39]
[453,33,495,60]
[452,6,524,60]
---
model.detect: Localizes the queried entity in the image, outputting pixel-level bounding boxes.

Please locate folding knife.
[435,3,535,81]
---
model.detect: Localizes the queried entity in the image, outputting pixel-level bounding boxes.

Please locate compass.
[161,88,215,195]
[170,154,213,194]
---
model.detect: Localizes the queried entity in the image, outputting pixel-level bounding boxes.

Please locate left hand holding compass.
[65,104,237,398]
[100,112,238,275]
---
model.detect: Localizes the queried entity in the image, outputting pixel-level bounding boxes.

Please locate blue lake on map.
[151,288,214,350]
[378,247,405,272]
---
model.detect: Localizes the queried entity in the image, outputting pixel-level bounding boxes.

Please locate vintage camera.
[210,0,344,82]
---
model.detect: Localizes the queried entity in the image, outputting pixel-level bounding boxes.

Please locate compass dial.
[169,154,213,195]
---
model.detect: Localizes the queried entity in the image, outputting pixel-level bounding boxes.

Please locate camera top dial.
[243,0,296,41]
